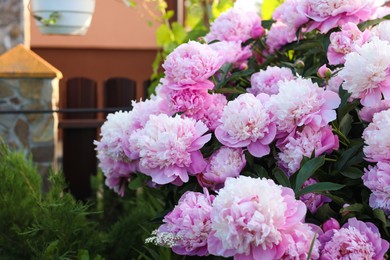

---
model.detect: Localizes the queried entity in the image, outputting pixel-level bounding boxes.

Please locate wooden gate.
[60,77,140,201]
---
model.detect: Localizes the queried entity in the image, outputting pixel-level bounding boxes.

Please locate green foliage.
[0,143,41,259]
[103,186,166,259]
[0,142,103,259]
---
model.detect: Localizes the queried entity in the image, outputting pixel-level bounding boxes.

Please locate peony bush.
[95,0,390,259]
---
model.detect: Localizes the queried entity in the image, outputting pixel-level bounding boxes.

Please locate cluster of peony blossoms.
[95,0,390,258]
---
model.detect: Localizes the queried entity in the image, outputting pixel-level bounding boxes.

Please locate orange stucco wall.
[30,0,159,49]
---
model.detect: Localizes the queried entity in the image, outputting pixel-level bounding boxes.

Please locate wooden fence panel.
[61,77,98,201]
[103,77,136,113]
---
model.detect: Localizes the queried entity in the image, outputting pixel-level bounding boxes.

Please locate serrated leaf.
[296,182,345,197]
[294,156,325,193]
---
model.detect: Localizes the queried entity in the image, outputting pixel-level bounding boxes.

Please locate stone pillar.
[0,0,30,54]
[0,44,62,189]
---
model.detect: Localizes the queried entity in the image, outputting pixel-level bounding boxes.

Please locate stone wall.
[0,45,61,190]
[0,78,59,188]
[0,0,29,54]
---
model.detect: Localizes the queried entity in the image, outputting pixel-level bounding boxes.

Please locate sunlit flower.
[162,41,224,90]
[205,7,263,43]
[298,0,377,33]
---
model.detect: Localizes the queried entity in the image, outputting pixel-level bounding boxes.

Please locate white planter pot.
[30,0,96,35]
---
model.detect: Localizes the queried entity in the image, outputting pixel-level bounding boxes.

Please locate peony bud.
[323,218,340,232]
[317,64,332,78]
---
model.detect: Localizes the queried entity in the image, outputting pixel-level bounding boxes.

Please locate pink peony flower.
[326,73,344,93]
[205,7,263,43]
[339,37,390,106]
[94,111,139,196]
[363,161,390,215]
[208,176,312,259]
[268,78,341,136]
[280,223,320,259]
[199,93,227,131]
[197,147,246,190]
[371,20,390,43]
[299,178,332,214]
[248,66,295,96]
[363,108,390,163]
[155,190,214,256]
[273,0,309,28]
[234,0,262,15]
[359,100,390,122]
[277,126,339,175]
[297,0,377,33]
[209,41,252,67]
[215,93,276,158]
[156,85,211,117]
[129,114,211,185]
[327,22,371,65]
[94,97,170,195]
[266,21,298,53]
[162,41,224,90]
[319,217,389,259]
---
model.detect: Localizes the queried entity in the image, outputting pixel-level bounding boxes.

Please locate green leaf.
[77,249,90,260]
[296,182,345,197]
[261,19,275,29]
[163,10,174,20]
[358,14,390,30]
[294,156,325,193]
[339,113,353,137]
[254,164,270,179]
[341,203,370,214]
[156,24,173,47]
[128,176,144,190]
[273,168,291,188]
[340,167,363,179]
[334,143,363,171]
[171,22,187,44]
[213,86,247,94]
[373,209,388,227]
